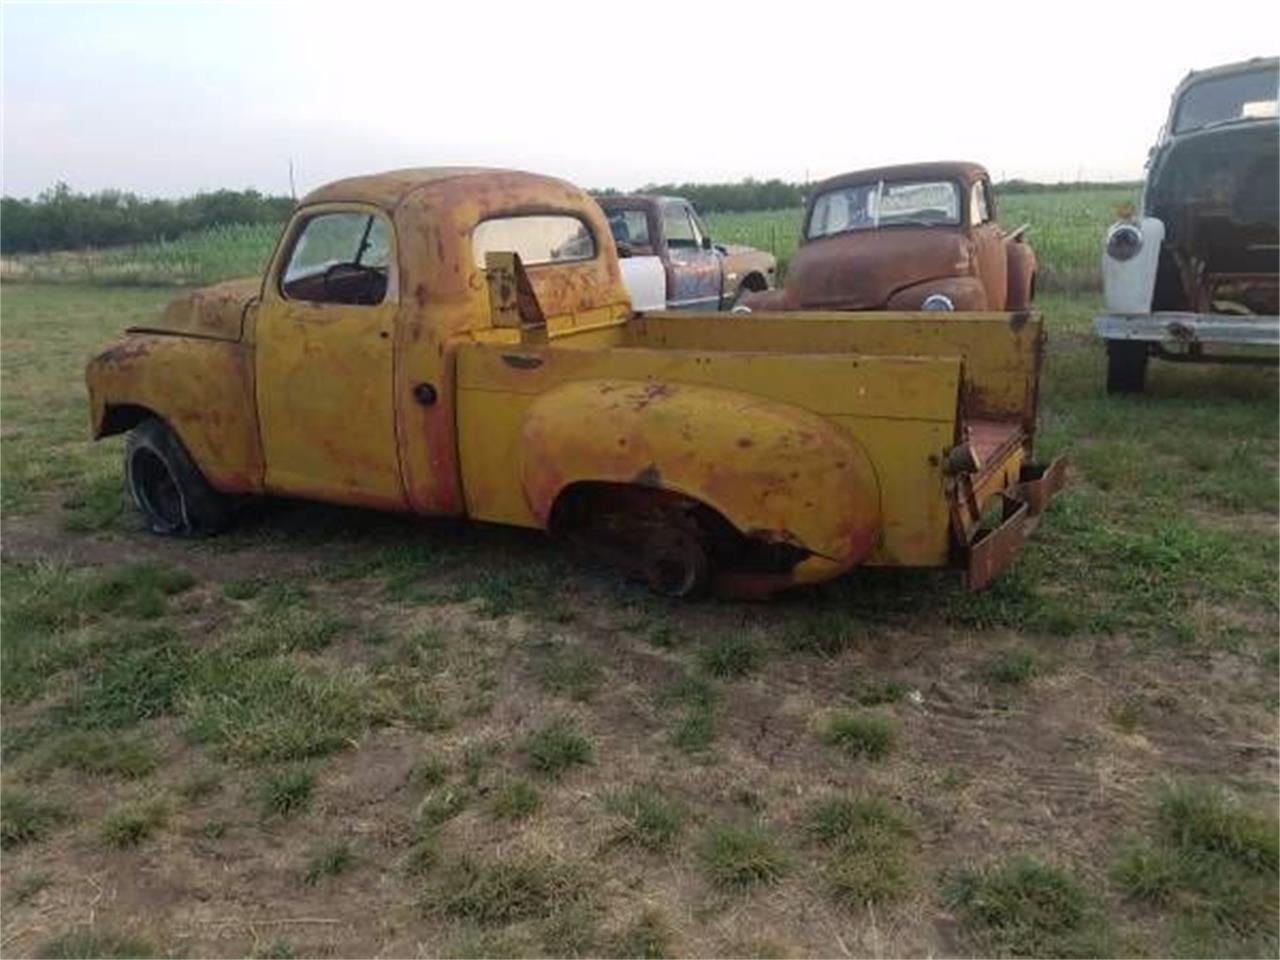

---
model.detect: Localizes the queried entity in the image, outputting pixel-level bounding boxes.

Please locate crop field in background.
[1,278,1276,958]
[0,185,1137,292]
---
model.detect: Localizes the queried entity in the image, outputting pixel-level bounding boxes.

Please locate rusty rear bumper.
[964,456,1068,590]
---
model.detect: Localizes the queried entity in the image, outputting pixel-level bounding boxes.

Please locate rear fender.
[520,379,882,580]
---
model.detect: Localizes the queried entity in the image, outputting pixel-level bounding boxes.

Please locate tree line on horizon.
[2,176,1140,254]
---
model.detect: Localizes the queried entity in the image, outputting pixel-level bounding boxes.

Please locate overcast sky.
[2,0,1276,198]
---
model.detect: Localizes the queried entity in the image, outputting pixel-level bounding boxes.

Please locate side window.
[281,211,390,306]
[662,204,698,248]
[606,209,651,247]
[970,181,991,226]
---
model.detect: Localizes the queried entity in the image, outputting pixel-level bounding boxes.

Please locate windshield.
[807,180,961,239]
[1173,66,1279,133]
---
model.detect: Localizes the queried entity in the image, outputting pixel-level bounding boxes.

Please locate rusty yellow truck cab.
[86,167,1065,597]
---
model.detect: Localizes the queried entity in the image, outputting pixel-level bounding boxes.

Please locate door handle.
[412,383,438,406]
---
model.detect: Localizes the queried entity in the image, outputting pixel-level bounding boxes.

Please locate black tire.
[124,417,233,535]
[1106,341,1149,395]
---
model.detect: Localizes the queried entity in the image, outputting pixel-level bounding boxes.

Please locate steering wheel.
[322,262,358,295]
[323,262,386,305]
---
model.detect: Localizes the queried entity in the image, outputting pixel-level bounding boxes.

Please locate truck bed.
[460,309,1045,570]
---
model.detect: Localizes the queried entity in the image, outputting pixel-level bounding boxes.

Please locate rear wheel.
[124,417,233,535]
[1106,341,1149,395]
[551,484,714,599]
[641,521,710,599]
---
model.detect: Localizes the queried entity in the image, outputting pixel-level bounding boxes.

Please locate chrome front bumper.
[1093,312,1280,348]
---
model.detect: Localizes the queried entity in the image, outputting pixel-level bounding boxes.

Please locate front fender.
[1101,216,1165,314]
[519,379,882,579]
[886,275,988,311]
[85,333,263,493]
[1006,241,1038,310]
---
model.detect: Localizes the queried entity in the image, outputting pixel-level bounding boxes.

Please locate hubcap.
[643,526,708,598]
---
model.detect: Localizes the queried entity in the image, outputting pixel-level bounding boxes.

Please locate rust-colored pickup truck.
[85,167,1064,598]
[742,162,1036,314]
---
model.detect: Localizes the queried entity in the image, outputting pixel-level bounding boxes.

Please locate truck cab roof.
[303,167,579,211]
[811,162,990,196]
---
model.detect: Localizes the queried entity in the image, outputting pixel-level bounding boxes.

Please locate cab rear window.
[472,215,596,269]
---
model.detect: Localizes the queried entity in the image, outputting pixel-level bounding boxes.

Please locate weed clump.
[982,648,1043,686]
[945,855,1107,957]
[521,719,593,778]
[698,634,763,678]
[100,800,168,847]
[433,853,591,926]
[806,794,912,906]
[256,766,315,818]
[302,841,355,885]
[698,822,788,889]
[1112,781,1278,955]
[605,785,686,851]
[822,712,896,761]
[1,790,72,848]
[492,779,541,820]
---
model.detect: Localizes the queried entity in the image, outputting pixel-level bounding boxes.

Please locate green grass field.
[1,184,1136,293]
[1,278,1274,957]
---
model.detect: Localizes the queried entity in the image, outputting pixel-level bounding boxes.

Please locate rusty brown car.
[740,161,1036,314]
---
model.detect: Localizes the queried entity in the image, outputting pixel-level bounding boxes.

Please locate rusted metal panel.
[516,378,883,576]
[376,170,632,516]
[127,277,261,342]
[965,494,1030,591]
[960,455,1067,589]
[1016,455,1068,516]
[85,333,264,493]
[630,311,1046,422]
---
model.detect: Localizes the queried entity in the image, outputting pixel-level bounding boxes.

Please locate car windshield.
[807,180,961,239]
[1173,66,1279,133]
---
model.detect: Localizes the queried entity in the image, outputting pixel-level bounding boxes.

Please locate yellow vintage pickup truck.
[85,168,1064,597]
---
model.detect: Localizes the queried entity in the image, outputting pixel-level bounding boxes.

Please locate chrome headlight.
[1105,222,1143,261]
[922,293,954,311]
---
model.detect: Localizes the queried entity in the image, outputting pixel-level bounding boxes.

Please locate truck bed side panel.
[455,345,962,566]
[628,312,1045,425]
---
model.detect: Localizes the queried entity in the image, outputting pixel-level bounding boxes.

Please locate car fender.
[519,378,882,577]
[1005,240,1038,310]
[85,332,264,493]
[1101,216,1165,314]
[886,275,988,311]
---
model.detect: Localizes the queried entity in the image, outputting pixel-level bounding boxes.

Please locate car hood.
[780,228,971,309]
[129,277,261,341]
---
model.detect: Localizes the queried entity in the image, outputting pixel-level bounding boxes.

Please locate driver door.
[255,205,406,509]
[662,202,722,310]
